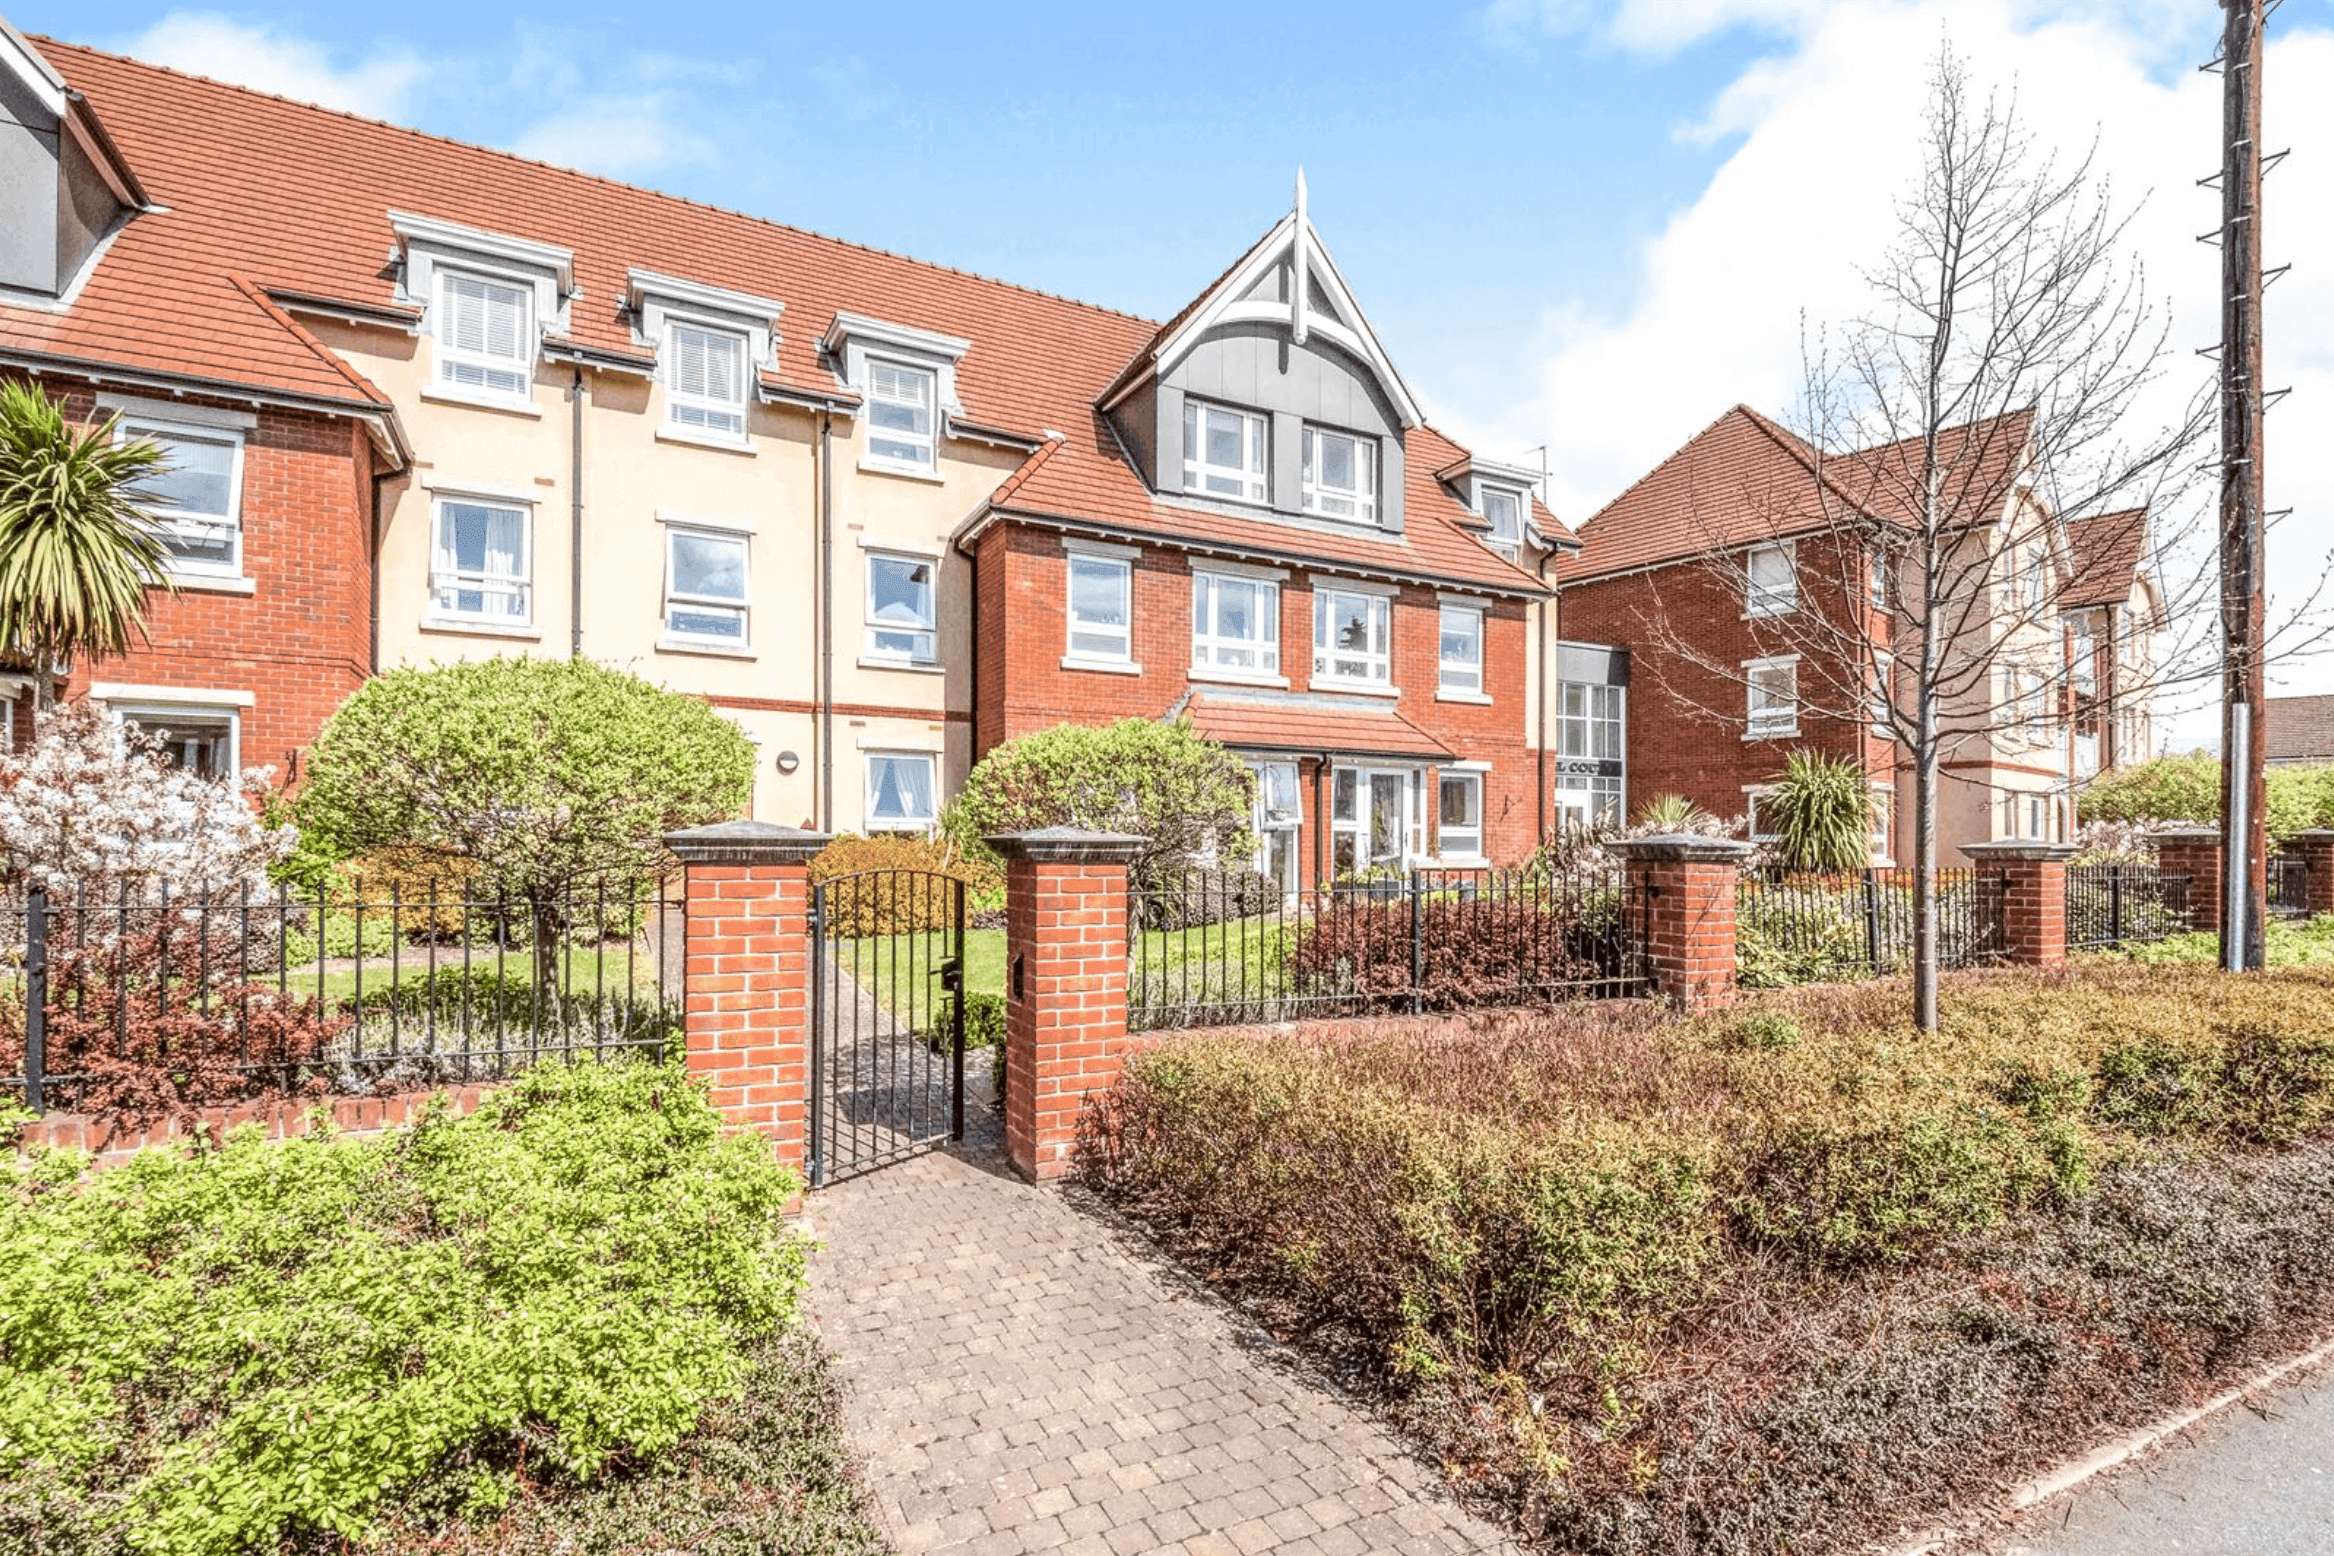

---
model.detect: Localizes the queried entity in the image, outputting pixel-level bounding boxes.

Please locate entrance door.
[1331,767,1416,877]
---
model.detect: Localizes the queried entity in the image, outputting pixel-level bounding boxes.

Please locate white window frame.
[663,525,751,647]
[1553,773,1625,833]
[1190,570,1280,678]
[864,750,939,833]
[433,266,535,404]
[1436,766,1487,863]
[1250,759,1302,892]
[1437,602,1486,698]
[428,494,534,628]
[1870,648,1894,731]
[863,549,939,665]
[102,692,247,779]
[115,413,246,580]
[866,356,938,472]
[1743,541,1798,618]
[1481,485,1523,560]
[1744,785,1779,843]
[1870,786,1895,862]
[1745,655,1799,740]
[1064,547,1135,668]
[663,318,750,442]
[1181,399,1269,504]
[1300,424,1377,523]
[1313,586,1393,690]
[1556,682,1625,762]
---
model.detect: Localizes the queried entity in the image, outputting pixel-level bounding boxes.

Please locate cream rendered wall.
[308,318,1015,832]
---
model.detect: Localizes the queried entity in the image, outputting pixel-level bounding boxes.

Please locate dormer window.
[1482,487,1522,558]
[1301,426,1376,523]
[666,321,748,440]
[436,270,532,399]
[869,360,937,471]
[1182,401,1268,503]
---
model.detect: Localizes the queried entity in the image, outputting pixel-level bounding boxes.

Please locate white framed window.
[2069,617,2097,694]
[2019,545,2046,615]
[1557,683,1624,760]
[664,527,749,644]
[1066,552,1133,663]
[430,497,531,625]
[1870,786,1894,859]
[113,701,239,778]
[1301,425,1376,523]
[1251,760,1301,893]
[868,359,937,470]
[1870,649,1894,730]
[1555,774,1625,832]
[1869,547,1891,607]
[1745,656,1799,739]
[1745,786,1779,843]
[1313,587,1391,687]
[120,417,243,576]
[865,552,937,662]
[1181,400,1268,503]
[1191,571,1279,675]
[1331,766,1418,875]
[1482,486,1523,559]
[1438,604,1485,696]
[1437,769,1485,861]
[1744,542,1797,617]
[866,751,937,832]
[665,320,748,440]
[2004,664,2051,738]
[435,268,533,400]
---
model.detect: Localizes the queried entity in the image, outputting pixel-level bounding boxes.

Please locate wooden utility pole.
[2215,0,2269,971]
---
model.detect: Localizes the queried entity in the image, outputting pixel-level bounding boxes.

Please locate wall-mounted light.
[774,749,801,775]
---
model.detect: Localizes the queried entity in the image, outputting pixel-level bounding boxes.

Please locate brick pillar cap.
[1609,834,1756,863]
[2289,829,2334,843]
[986,826,1150,863]
[1963,841,2077,862]
[2150,825,2223,842]
[664,820,830,865]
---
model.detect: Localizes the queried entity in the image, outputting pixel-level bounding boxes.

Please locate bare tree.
[1638,47,2237,1030]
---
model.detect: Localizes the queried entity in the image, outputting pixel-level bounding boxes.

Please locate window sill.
[1311,677,1398,699]
[866,820,938,834]
[420,617,541,640]
[657,637,757,660]
[1434,855,1489,869]
[1741,606,1797,621]
[859,655,945,675]
[1188,667,1290,689]
[858,456,945,485]
[420,384,542,418]
[166,571,256,596]
[657,426,755,456]
[1436,689,1493,705]
[1744,725,1799,742]
[1062,655,1142,676]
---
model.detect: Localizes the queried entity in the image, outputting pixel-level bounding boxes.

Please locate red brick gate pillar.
[664,821,827,1177]
[1964,841,2076,966]
[2289,830,2334,916]
[1610,836,1753,1010]
[2153,826,2225,934]
[988,827,1148,1183]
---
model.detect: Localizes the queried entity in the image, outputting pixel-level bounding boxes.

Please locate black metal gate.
[807,868,965,1186]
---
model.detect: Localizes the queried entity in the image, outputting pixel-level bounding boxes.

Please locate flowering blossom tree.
[0,700,293,901]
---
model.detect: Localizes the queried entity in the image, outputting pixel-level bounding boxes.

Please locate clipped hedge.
[808,833,1004,939]
[1284,895,1605,1011]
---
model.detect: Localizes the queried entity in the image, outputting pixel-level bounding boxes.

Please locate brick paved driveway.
[804,1104,1520,1556]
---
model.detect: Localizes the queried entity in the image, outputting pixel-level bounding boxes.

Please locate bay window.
[1182,400,1268,503]
[1191,571,1279,675]
[1301,425,1376,522]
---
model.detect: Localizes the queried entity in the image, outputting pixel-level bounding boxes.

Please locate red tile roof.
[2063,508,2149,608]
[4,38,1549,596]
[1184,694,1453,761]
[1560,404,2035,582]
[2267,694,2334,765]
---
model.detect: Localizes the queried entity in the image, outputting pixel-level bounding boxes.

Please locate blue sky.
[15,2,2334,741]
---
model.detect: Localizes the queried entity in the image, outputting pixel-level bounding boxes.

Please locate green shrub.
[0,1061,805,1556]
[2080,752,2332,847]
[1759,750,1873,872]
[807,832,1003,938]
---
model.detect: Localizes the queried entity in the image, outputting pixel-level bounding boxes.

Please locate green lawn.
[839,915,1296,1012]
[2095,912,2334,967]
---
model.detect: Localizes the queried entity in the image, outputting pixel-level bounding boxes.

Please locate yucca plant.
[1632,794,1707,832]
[0,380,175,695]
[1762,750,1874,872]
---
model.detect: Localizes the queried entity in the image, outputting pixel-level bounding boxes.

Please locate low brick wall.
[15,1085,496,1172]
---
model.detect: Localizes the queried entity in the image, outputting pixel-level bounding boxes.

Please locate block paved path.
[804,1105,1521,1556]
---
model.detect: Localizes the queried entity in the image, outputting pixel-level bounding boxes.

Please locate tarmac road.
[2006,1370,2334,1555]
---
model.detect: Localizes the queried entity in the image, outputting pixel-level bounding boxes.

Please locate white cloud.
[110,12,421,119]
[510,96,716,179]
[1481,1,2334,748]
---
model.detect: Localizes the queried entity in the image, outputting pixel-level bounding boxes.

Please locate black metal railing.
[2270,855,2312,920]
[2067,862,2195,951]
[0,878,685,1117]
[1736,867,2006,987]
[1127,865,1648,1033]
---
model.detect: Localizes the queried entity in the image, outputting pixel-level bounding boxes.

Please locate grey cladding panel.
[57,131,125,282]
[1557,642,1630,687]
[1171,325,1395,441]
[1109,379,1157,481]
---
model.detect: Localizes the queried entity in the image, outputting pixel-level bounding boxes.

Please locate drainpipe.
[966,541,980,764]
[1536,553,1551,851]
[819,410,836,833]
[569,366,585,658]
[367,469,393,675]
[1314,751,1330,885]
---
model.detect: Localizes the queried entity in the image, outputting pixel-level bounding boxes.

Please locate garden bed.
[1081,964,2334,1555]
[0,1061,884,1556]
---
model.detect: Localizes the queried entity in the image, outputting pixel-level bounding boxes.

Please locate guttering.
[0,347,387,421]
[267,289,424,332]
[760,380,859,416]
[948,418,1045,454]
[543,338,654,377]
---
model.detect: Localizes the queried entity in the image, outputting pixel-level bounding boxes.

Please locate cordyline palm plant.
[0,380,175,697]
[1763,750,1873,873]
[1632,794,1707,831]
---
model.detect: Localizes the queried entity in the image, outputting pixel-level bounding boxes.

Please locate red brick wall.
[29,379,374,779]
[678,858,810,1175]
[16,1084,493,1172]
[978,520,1542,865]
[1561,535,1892,832]
[1002,848,1136,1180]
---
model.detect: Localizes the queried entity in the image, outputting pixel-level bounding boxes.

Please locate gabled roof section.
[1184,693,1454,762]
[2063,508,2149,609]
[1561,404,2035,583]
[1098,173,1426,429]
